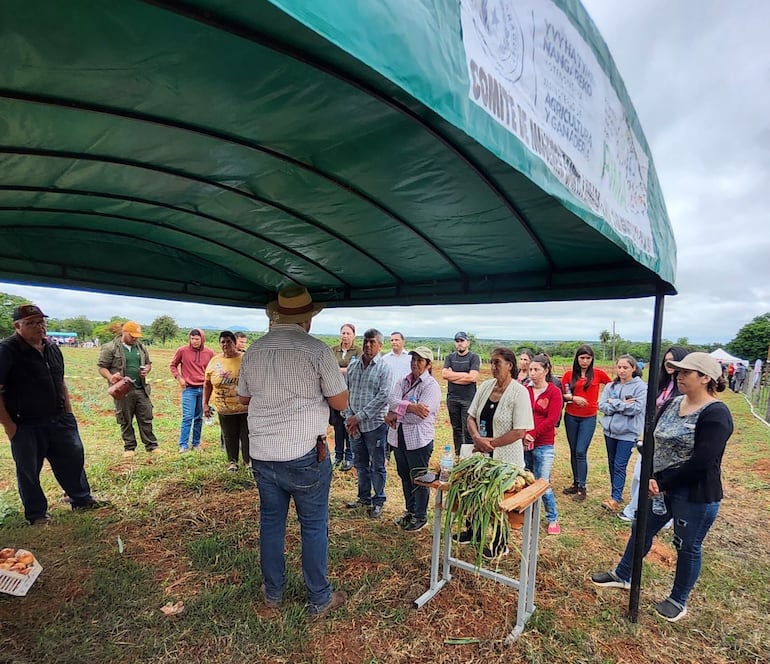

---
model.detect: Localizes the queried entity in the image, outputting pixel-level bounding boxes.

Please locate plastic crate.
[0,550,42,597]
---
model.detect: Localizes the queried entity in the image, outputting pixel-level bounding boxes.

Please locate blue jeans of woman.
[179,386,203,450]
[351,423,388,507]
[392,437,433,521]
[563,413,596,488]
[524,445,558,523]
[603,435,634,502]
[252,447,333,612]
[614,486,720,606]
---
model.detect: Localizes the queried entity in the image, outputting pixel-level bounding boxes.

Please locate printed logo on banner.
[469,0,524,84]
[460,0,656,258]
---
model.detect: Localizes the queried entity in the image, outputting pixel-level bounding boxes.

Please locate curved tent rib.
[0,185,349,287]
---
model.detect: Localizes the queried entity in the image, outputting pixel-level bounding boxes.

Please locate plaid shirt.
[387,370,441,450]
[238,324,347,462]
[342,355,392,433]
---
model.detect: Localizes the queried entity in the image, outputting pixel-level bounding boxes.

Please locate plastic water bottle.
[651,494,667,515]
[439,445,454,483]
[478,420,487,437]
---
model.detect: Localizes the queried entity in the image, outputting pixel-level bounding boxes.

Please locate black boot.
[563,483,579,495]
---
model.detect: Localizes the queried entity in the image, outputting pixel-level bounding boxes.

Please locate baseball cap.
[454,331,468,341]
[12,304,48,321]
[122,321,143,338]
[410,346,434,362]
[666,352,721,382]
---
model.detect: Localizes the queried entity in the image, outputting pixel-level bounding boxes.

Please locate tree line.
[1,292,768,361]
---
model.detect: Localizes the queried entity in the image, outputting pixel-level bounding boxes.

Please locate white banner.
[461,0,654,256]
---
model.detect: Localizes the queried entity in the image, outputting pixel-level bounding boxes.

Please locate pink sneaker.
[547,522,561,535]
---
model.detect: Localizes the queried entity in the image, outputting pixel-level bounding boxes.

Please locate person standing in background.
[442,331,480,456]
[235,331,248,353]
[380,332,412,389]
[517,349,534,385]
[203,331,249,471]
[524,354,563,535]
[342,329,392,518]
[561,344,612,502]
[386,347,441,533]
[1,305,105,524]
[592,353,733,622]
[98,321,159,458]
[331,323,361,470]
[170,329,215,453]
[598,355,647,513]
[465,347,533,557]
[733,362,747,392]
[619,346,687,522]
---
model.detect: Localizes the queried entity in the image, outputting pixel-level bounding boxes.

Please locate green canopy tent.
[0,0,675,623]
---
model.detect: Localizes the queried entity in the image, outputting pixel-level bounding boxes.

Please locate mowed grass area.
[0,347,768,664]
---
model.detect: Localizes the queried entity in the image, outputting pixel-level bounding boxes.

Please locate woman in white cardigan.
[467,347,534,469]
[460,348,534,558]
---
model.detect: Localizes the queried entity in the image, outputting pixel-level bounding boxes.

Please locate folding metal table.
[413,478,550,644]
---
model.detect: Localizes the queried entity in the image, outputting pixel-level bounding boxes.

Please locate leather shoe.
[311,590,347,619]
[369,504,383,519]
[345,499,368,509]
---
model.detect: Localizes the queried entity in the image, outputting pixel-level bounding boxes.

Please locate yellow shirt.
[205,353,248,415]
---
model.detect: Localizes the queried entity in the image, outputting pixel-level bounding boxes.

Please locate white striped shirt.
[238,324,347,462]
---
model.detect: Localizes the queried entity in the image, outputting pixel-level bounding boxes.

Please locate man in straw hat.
[238,286,349,618]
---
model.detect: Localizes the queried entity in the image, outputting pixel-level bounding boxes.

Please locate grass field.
[1,347,768,663]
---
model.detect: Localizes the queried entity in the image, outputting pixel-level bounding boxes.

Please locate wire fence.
[741,366,770,425]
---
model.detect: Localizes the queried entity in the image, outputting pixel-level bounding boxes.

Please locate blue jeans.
[351,423,388,507]
[10,413,93,522]
[614,487,719,606]
[179,386,203,449]
[604,435,635,502]
[524,445,558,523]
[563,413,596,488]
[392,436,433,521]
[252,447,333,612]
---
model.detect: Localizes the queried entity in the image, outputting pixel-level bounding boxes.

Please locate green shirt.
[124,344,143,387]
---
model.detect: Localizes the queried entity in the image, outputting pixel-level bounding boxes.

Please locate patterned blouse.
[653,396,705,474]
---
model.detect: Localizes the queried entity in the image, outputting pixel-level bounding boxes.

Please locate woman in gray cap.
[592,352,733,622]
[385,346,441,532]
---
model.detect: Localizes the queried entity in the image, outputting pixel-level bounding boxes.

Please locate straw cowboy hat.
[265,286,325,324]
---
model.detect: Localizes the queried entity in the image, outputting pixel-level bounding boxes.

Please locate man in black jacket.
[0,304,103,524]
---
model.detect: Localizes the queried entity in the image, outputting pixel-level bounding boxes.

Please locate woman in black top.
[592,353,733,622]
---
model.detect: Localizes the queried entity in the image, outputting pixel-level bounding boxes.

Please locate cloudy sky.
[2,0,768,344]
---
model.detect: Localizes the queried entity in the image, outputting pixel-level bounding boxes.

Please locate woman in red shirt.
[524,355,564,534]
[561,345,612,501]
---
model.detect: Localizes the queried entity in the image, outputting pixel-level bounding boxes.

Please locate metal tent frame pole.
[628,288,666,621]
